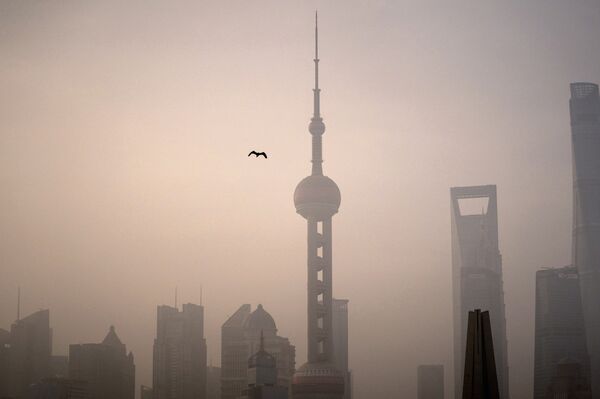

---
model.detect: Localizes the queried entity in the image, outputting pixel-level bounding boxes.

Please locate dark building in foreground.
[69,326,135,399]
[8,309,52,399]
[451,186,509,399]
[221,304,295,399]
[418,365,444,399]
[546,360,592,399]
[291,14,345,399]
[569,82,600,397]
[462,309,499,399]
[153,303,207,399]
[534,266,589,399]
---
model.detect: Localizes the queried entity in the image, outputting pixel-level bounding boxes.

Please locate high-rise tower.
[220,304,295,399]
[152,303,207,399]
[533,266,589,399]
[569,82,600,398]
[292,13,345,399]
[69,325,135,399]
[450,186,509,399]
[333,299,351,399]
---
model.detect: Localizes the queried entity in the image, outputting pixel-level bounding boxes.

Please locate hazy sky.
[1,1,600,398]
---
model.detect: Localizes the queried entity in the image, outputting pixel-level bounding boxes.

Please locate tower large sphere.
[294,175,341,220]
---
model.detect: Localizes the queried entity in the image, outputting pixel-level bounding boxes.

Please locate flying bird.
[248,151,268,159]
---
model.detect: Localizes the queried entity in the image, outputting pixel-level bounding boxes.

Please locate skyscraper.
[569,82,600,397]
[450,186,509,399]
[333,299,351,399]
[8,309,52,399]
[207,366,221,399]
[418,365,444,399]
[220,304,295,399]
[534,266,589,399]
[68,325,135,399]
[0,328,10,397]
[152,303,207,399]
[238,333,288,399]
[141,385,153,399]
[546,360,592,399]
[462,310,499,399]
[291,14,345,399]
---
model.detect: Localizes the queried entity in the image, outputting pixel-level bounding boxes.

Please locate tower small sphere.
[309,119,326,135]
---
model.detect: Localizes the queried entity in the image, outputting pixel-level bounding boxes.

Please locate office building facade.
[69,325,135,399]
[534,266,589,399]
[153,303,207,399]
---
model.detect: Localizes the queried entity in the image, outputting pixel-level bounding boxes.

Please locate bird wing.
[248,151,257,157]
[261,152,268,158]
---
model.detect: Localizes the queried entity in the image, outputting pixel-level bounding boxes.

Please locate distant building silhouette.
[534,266,590,399]
[546,360,592,399]
[418,365,444,399]
[291,14,345,399]
[333,299,351,399]
[207,366,221,399]
[141,385,153,399]
[68,325,135,399]
[27,377,88,399]
[220,304,295,399]
[152,303,207,399]
[51,355,69,378]
[8,309,52,399]
[0,329,10,397]
[451,186,509,399]
[462,309,499,399]
[238,333,288,399]
[569,82,600,397]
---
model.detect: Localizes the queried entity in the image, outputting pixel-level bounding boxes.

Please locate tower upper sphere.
[294,175,341,220]
[293,11,341,220]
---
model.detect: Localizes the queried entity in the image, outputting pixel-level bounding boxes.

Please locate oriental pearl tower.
[292,13,345,399]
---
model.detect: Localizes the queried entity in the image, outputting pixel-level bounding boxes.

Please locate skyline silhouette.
[1,1,600,398]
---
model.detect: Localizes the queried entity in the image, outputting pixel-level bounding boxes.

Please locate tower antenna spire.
[175,286,178,309]
[308,10,325,176]
[313,10,320,118]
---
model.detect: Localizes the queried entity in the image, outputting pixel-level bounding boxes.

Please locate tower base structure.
[292,362,345,399]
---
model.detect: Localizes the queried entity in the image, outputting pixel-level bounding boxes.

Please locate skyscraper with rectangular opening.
[450,185,509,399]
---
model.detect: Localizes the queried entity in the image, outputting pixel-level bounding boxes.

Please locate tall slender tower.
[292,13,345,399]
[569,82,600,398]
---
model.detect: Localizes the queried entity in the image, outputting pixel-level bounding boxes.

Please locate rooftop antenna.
[200,285,203,306]
[17,286,21,321]
[175,286,178,309]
